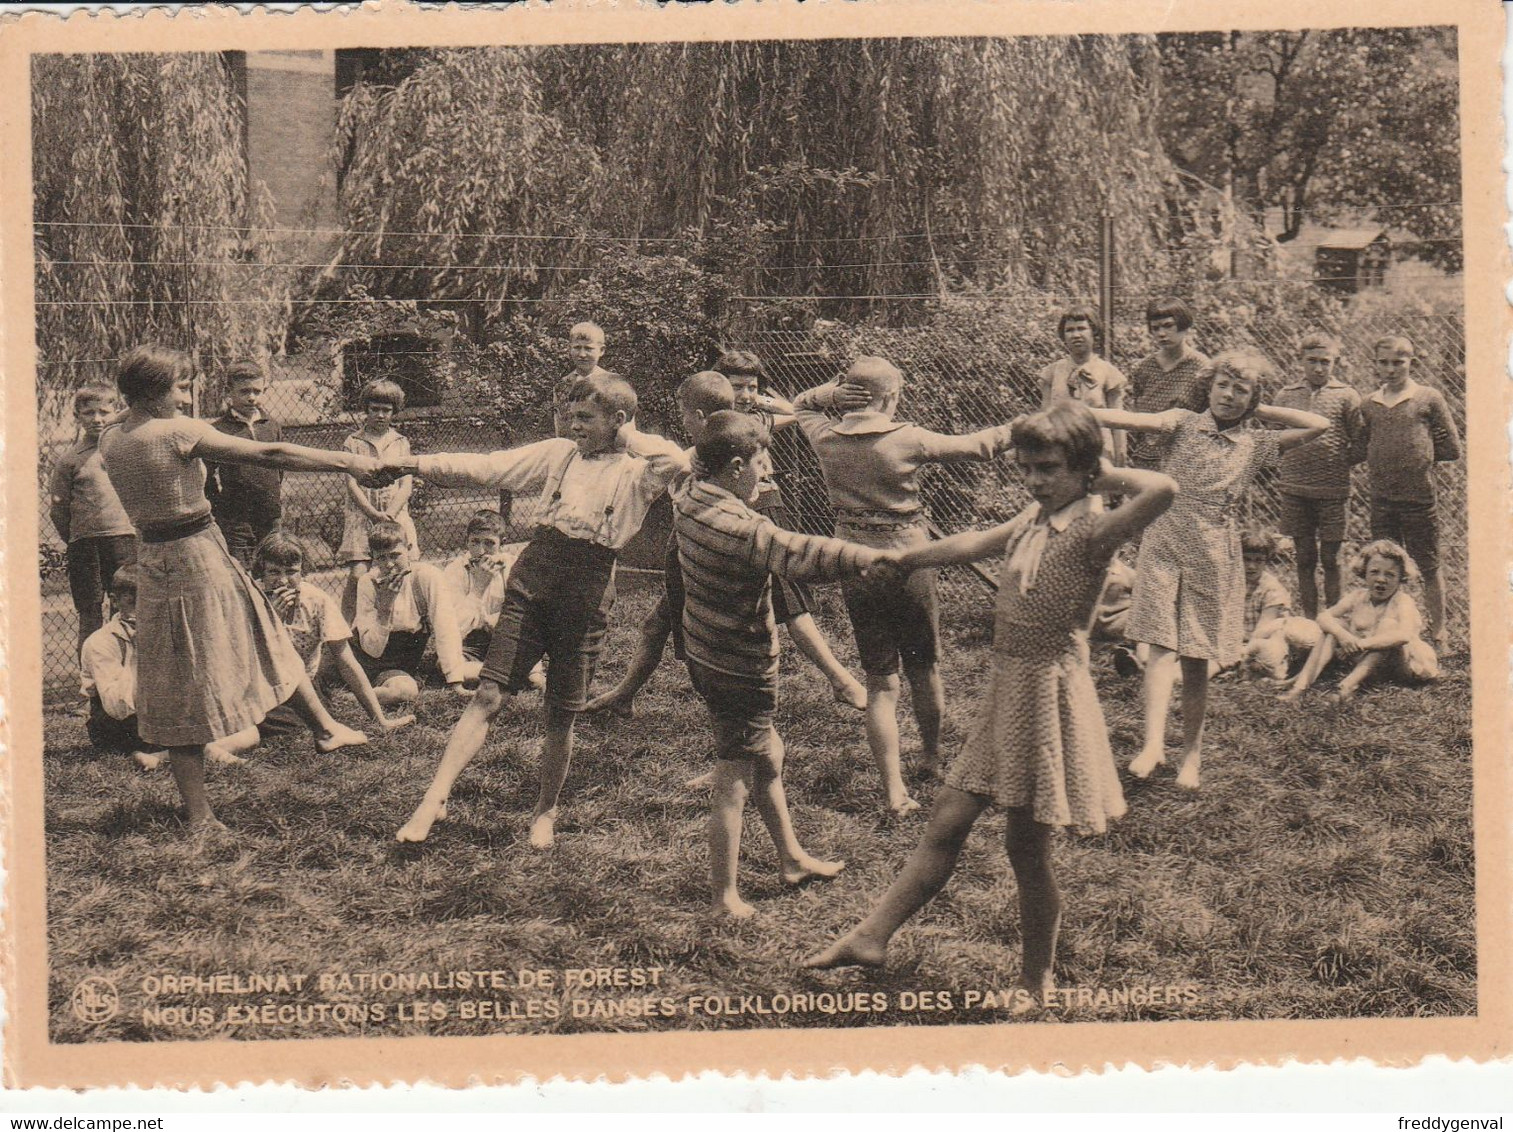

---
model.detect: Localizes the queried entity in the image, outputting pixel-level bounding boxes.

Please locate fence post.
[1099,211,1115,366]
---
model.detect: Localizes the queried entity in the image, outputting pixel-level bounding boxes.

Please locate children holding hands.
[341,379,420,621]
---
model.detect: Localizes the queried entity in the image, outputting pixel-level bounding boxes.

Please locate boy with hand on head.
[1274,332,1362,617]
[1125,297,1211,470]
[1039,305,1128,464]
[793,356,1020,815]
[48,385,137,656]
[442,509,516,663]
[204,360,283,568]
[585,370,733,718]
[78,564,166,770]
[385,372,686,849]
[1353,335,1461,647]
[676,410,890,918]
[553,321,609,438]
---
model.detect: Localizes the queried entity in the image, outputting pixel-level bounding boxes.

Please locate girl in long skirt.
[98,345,388,834]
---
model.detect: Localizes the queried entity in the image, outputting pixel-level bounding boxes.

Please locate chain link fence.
[36,285,1467,703]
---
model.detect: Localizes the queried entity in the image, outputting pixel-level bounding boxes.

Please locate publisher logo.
[70,976,119,1024]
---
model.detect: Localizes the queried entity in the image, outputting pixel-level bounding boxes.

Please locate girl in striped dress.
[807,404,1176,1003]
[99,345,385,834]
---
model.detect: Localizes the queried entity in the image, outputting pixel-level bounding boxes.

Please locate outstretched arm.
[1085,460,1179,560]
[895,517,1024,572]
[190,429,379,480]
[1088,406,1184,437]
[1253,404,1330,452]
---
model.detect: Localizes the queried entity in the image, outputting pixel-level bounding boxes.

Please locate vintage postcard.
[0,0,1507,1092]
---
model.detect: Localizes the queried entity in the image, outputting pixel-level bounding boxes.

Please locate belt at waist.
[139,511,214,544]
[527,525,618,565]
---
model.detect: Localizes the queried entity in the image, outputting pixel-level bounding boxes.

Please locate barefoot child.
[442,510,516,673]
[584,370,733,718]
[1239,530,1321,681]
[806,404,1177,990]
[720,349,870,713]
[351,520,471,709]
[793,356,1018,814]
[1089,350,1329,789]
[388,372,684,848]
[208,534,418,760]
[78,565,168,770]
[1280,539,1440,702]
[340,379,420,621]
[676,411,884,917]
[98,345,377,833]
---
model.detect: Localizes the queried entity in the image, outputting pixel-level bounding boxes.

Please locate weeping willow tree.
[331,37,1179,330]
[32,52,288,438]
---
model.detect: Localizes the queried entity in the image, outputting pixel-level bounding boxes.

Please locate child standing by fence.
[793,357,1018,815]
[1038,304,1128,464]
[807,405,1177,996]
[553,321,610,438]
[204,360,284,569]
[387,373,684,849]
[48,384,137,656]
[1125,297,1211,471]
[1090,350,1329,790]
[1354,334,1461,647]
[341,379,420,622]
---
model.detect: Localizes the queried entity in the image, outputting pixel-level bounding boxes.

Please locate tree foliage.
[32,52,287,434]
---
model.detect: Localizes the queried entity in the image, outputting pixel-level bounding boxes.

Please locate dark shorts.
[354,628,435,685]
[753,490,814,622]
[481,528,617,711]
[1370,496,1439,578]
[652,536,685,660]
[686,659,776,762]
[462,627,493,662]
[86,698,159,754]
[1279,493,1348,544]
[837,522,939,677]
[257,698,304,740]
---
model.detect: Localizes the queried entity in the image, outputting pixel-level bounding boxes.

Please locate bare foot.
[380,714,416,733]
[527,665,547,691]
[889,795,922,818]
[395,798,445,843]
[205,745,247,767]
[685,770,714,790]
[1128,747,1165,779]
[1174,761,1201,790]
[832,681,867,712]
[712,892,756,920]
[803,931,886,969]
[186,816,230,842]
[528,809,557,850]
[583,691,634,720]
[1277,687,1305,704]
[1330,684,1359,705]
[316,724,369,754]
[782,856,846,886]
[133,751,165,771]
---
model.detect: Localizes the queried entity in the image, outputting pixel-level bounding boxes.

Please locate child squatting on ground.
[674,410,890,918]
[806,403,1178,999]
[385,372,685,849]
[793,356,1019,815]
[78,564,167,770]
[583,370,735,718]
[201,533,418,764]
[340,378,420,623]
[1238,531,1322,682]
[1088,349,1330,790]
[1280,538,1440,704]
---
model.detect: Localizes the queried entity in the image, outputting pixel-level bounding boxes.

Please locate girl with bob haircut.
[1088,349,1330,789]
[809,403,1178,1008]
[98,344,386,834]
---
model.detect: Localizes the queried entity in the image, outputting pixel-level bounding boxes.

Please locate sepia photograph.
[2,0,1507,1090]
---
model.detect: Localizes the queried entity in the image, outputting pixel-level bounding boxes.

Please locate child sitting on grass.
[807,404,1177,999]
[583,370,733,718]
[1280,539,1440,704]
[78,565,166,770]
[204,533,416,762]
[1238,530,1321,682]
[386,372,685,848]
[676,411,886,918]
[352,520,471,709]
[442,509,515,670]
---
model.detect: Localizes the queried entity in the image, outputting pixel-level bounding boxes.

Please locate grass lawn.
[43,573,1475,1042]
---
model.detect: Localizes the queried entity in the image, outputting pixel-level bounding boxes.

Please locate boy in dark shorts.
[1275,332,1363,617]
[385,373,684,849]
[676,411,887,918]
[793,357,1017,815]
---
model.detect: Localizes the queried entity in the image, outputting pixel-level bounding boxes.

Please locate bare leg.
[374,673,420,712]
[168,745,220,830]
[1332,650,1385,702]
[1174,656,1209,790]
[748,731,845,885]
[1004,809,1060,999]
[805,787,988,968]
[584,614,670,718]
[204,725,259,766]
[709,758,755,918]
[286,677,368,753]
[903,660,944,776]
[784,614,866,710]
[1130,644,1177,777]
[1424,573,1446,646]
[1281,633,1337,701]
[1320,540,1344,609]
[396,679,511,842]
[864,672,917,814]
[340,564,364,625]
[1295,537,1320,620]
[529,703,577,849]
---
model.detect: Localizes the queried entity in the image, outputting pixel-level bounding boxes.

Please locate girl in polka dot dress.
[807,404,1177,1003]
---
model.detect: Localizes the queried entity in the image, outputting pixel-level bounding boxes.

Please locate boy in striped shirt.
[676,411,891,919]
